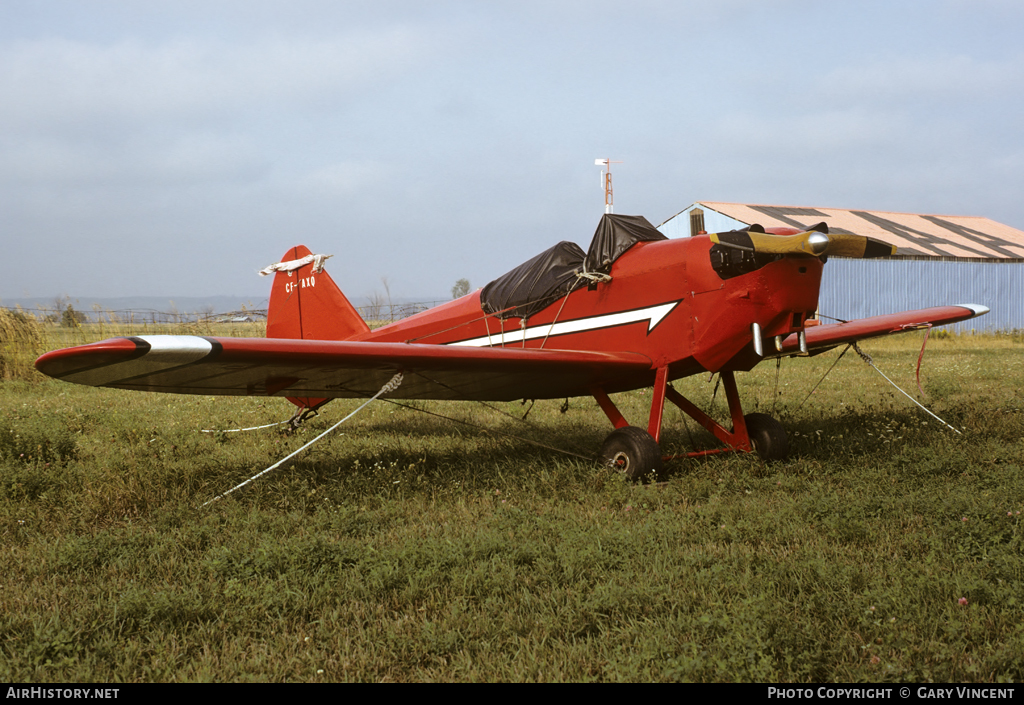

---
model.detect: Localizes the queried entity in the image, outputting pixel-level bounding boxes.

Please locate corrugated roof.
[691,202,1024,260]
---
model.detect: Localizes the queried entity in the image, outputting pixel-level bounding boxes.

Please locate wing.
[774,304,989,354]
[35,336,654,402]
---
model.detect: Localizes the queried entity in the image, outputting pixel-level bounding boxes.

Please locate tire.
[743,413,789,461]
[600,426,664,482]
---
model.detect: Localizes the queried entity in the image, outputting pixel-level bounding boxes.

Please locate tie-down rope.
[851,342,961,434]
[199,372,404,507]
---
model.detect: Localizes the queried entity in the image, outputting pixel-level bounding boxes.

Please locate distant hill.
[1,295,269,316]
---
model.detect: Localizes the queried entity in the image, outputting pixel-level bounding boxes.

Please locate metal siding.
[657,212,690,239]
[657,203,749,238]
[703,208,750,235]
[818,259,1023,332]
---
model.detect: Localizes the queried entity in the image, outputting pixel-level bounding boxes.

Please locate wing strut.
[663,371,754,457]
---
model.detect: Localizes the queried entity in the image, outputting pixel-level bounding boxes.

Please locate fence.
[1,300,451,328]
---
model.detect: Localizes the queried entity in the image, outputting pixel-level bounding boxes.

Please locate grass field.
[1,323,1023,682]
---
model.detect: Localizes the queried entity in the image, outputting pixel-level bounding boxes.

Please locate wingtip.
[956,303,990,317]
[35,337,146,379]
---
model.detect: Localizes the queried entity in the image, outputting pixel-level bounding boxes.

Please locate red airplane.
[35,214,988,480]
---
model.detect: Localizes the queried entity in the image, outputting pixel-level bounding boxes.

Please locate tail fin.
[266,245,370,342]
[264,245,369,414]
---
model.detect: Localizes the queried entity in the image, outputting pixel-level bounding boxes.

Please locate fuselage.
[358,234,824,382]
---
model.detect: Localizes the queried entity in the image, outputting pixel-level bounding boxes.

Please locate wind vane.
[595,158,622,214]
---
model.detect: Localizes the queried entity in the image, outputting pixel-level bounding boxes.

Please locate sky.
[2,0,1022,305]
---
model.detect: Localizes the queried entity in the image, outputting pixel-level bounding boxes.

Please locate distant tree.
[60,304,85,328]
[49,295,70,324]
[365,290,387,322]
[451,278,471,299]
[366,276,395,322]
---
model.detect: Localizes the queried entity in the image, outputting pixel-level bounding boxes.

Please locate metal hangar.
[658,202,1024,332]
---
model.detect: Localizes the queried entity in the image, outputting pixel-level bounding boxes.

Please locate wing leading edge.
[35,336,655,402]
[774,304,990,355]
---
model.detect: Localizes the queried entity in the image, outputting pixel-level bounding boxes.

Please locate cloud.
[708,108,904,159]
[0,132,266,187]
[0,24,442,206]
[822,53,1024,105]
[0,28,434,129]
[291,160,395,199]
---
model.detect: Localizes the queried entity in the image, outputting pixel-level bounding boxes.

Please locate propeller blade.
[824,232,897,258]
[709,229,896,258]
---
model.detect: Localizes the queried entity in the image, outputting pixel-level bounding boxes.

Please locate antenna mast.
[595,158,622,214]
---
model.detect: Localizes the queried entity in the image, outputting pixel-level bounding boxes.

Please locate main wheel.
[600,426,664,482]
[743,413,789,461]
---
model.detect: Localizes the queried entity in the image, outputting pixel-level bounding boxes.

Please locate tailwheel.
[744,413,789,461]
[600,426,665,482]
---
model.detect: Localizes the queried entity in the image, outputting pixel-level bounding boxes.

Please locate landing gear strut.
[592,367,790,477]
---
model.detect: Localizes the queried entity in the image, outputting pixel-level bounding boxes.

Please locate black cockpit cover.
[480,240,586,320]
[480,214,668,320]
[584,214,667,274]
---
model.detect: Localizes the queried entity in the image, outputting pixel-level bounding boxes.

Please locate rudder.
[265,245,370,342]
[264,245,370,414]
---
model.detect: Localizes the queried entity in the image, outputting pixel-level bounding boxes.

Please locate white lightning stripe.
[62,335,214,386]
[450,301,680,347]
